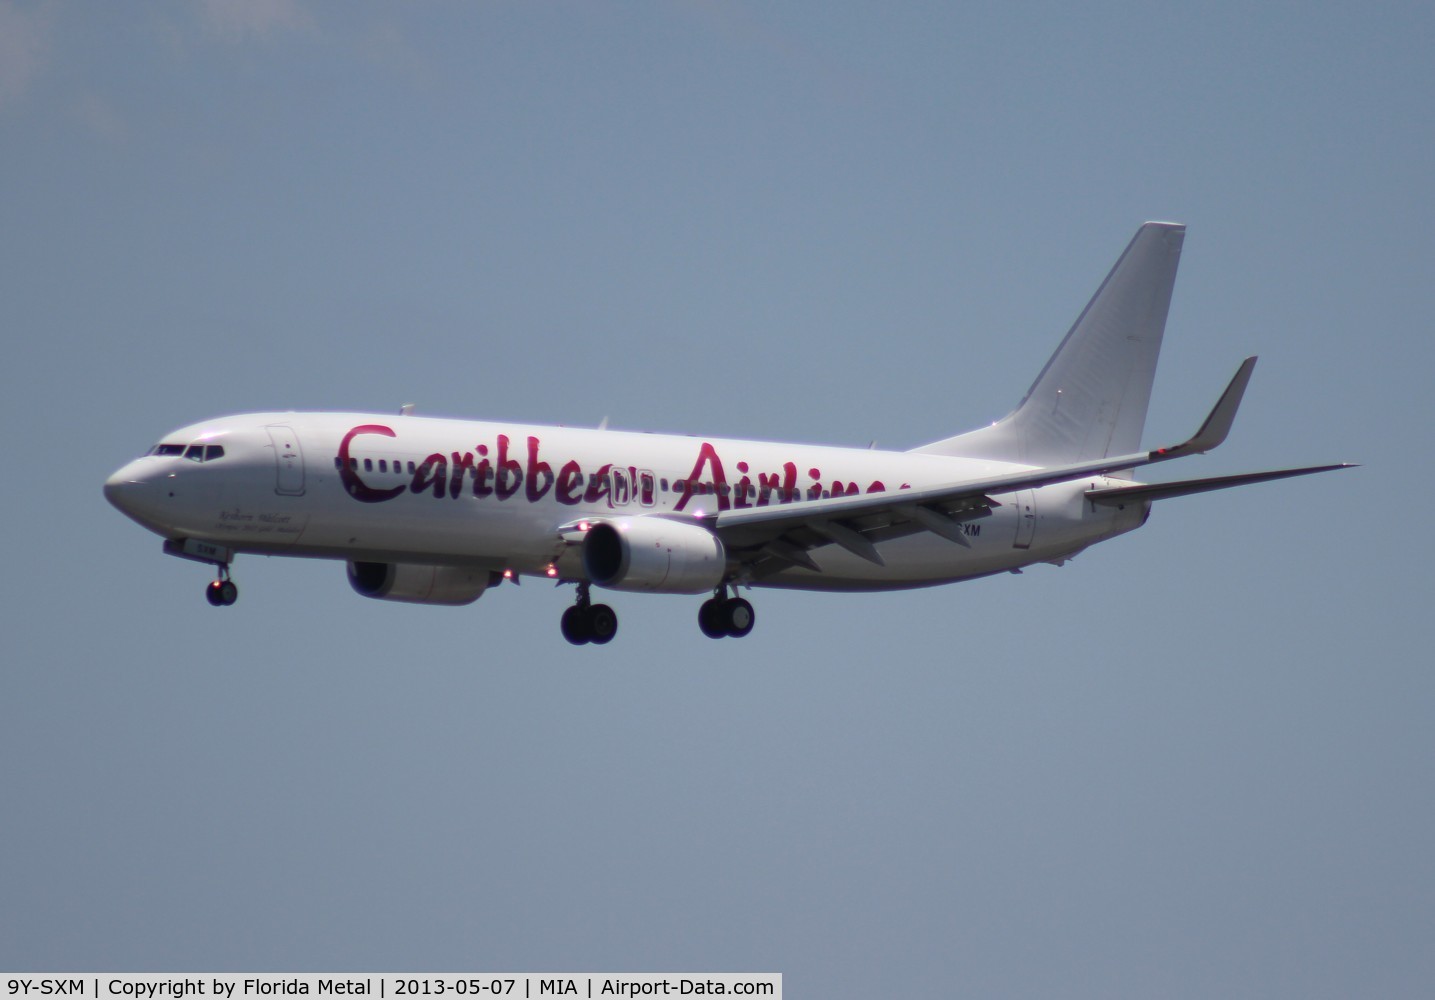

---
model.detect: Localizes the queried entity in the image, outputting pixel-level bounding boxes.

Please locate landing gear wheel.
[699,595,756,638]
[699,598,727,639]
[561,605,592,645]
[206,579,238,607]
[588,604,618,645]
[723,597,755,638]
[561,584,618,646]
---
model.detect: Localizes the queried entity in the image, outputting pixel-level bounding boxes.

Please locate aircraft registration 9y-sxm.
[105,223,1350,645]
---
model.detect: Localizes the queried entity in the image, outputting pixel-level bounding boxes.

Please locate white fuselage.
[104,411,1149,592]
[100,224,1346,646]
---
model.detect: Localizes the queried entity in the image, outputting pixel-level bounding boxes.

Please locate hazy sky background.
[3,2,1431,995]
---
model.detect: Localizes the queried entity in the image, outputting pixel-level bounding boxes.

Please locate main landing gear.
[561,583,618,646]
[204,565,238,607]
[698,587,755,639]
[557,583,757,645]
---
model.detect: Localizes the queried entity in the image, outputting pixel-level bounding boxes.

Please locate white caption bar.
[2,976,780,1000]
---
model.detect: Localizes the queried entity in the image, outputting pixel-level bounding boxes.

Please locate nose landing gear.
[161,540,239,608]
[204,568,238,607]
[560,583,618,645]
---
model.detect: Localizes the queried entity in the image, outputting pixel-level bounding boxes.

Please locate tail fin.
[913,222,1186,466]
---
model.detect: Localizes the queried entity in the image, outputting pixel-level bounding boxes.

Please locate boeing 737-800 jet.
[104,223,1349,645]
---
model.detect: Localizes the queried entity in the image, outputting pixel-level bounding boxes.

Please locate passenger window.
[364,459,373,472]
[379,460,388,472]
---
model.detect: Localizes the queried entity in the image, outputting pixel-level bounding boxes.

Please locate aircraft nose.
[104,466,140,511]
[104,460,164,523]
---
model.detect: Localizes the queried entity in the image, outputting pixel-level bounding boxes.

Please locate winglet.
[1150,357,1256,462]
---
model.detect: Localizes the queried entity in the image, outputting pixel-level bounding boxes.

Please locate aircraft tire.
[218,580,238,606]
[206,581,224,606]
[588,604,618,645]
[698,598,727,639]
[561,605,591,645]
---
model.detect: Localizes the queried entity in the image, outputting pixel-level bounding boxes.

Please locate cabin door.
[266,425,306,496]
[1013,489,1037,549]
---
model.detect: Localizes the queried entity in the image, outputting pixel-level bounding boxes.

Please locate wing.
[711,358,1330,575]
[711,447,1169,576]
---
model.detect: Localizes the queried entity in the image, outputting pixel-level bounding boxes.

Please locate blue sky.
[3,3,1432,996]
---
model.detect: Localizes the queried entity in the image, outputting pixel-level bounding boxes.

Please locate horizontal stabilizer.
[1086,464,1355,505]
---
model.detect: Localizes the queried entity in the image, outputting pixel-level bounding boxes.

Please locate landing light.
[545,565,558,578]
[503,568,514,580]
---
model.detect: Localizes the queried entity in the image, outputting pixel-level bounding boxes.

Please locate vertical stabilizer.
[914,222,1185,467]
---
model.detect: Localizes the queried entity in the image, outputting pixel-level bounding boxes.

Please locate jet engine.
[582,517,726,594]
[347,561,494,605]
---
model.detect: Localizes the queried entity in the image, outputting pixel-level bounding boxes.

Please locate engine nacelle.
[582,517,726,594]
[347,561,493,605]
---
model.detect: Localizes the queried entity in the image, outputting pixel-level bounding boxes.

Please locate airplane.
[104,222,1350,645]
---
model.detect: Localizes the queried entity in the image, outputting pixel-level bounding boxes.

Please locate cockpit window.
[148,442,225,461]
